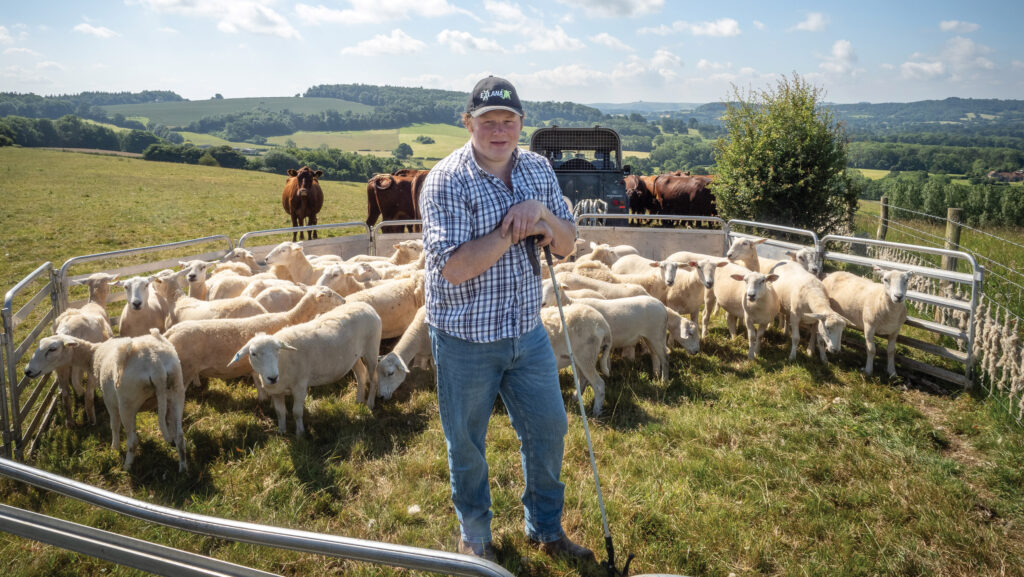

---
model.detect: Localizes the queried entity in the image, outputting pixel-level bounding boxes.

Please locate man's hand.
[500,199,547,244]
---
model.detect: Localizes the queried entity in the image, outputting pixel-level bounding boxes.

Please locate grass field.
[1,148,1023,577]
[100,97,373,128]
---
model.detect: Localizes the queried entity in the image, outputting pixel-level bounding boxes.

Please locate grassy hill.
[1,148,1023,577]
[100,96,373,128]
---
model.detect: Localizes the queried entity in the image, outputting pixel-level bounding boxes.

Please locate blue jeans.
[430,323,569,545]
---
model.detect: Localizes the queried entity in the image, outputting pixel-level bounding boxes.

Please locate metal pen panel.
[0,458,514,577]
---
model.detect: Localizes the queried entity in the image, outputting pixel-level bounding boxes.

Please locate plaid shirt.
[421,141,574,343]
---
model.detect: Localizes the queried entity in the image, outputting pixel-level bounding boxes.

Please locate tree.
[393,142,413,159]
[713,74,857,234]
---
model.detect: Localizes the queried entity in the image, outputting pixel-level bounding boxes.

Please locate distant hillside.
[586,101,705,115]
[100,96,373,128]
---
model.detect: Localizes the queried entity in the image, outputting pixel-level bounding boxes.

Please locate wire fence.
[860,203,1024,424]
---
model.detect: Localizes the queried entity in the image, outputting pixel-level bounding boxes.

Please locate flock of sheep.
[22,233,916,473]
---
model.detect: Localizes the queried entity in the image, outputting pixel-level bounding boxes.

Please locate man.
[420,76,595,565]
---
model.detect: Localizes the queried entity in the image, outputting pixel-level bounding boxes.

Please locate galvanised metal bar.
[0,458,514,577]
[3,262,54,461]
[0,504,283,577]
[57,235,234,312]
[237,222,370,249]
[726,219,821,250]
[575,213,730,255]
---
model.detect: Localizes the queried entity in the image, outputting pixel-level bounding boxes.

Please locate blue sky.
[2,0,1022,105]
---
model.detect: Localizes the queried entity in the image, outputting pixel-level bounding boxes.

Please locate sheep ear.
[716,260,728,268]
[730,274,746,281]
[785,250,796,260]
[754,238,768,245]
[280,342,298,352]
[872,265,884,274]
[649,261,659,267]
[807,312,828,321]
[767,274,779,282]
[589,241,598,249]
[229,345,251,366]
[287,169,298,176]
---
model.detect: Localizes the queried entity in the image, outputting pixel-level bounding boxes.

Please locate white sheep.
[219,247,267,275]
[264,241,328,285]
[712,264,781,359]
[24,330,187,472]
[665,308,700,355]
[178,259,218,299]
[164,285,346,395]
[822,266,913,376]
[770,262,849,362]
[231,301,382,435]
[555,272,650,300]
[164,278,268,328]
[540,303,612,416]
[116,276,169,337]
[377,306,433,400]
[575,242,640,266]
[563,294,671,382]
[725,236,779,273]
[55,272,118,425]
[348,239,424,265]
[572,260,679,304]
[665,256,728,337]
[784,247,823,277]
[344,272,425,339]
[315,263,385,297]
[254,284,309,313]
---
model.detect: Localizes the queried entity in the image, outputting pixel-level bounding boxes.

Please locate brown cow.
[652,173,717,228]
[366,169,430,234]
[620,174,657,224]
[282,167,324,241]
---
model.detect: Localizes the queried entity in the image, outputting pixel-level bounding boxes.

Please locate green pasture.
[100,97,372,128]
[267,129,399,154]
[1,148,1023,577]
[176,131,272,150]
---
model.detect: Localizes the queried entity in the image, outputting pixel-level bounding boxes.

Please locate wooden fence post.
[936,208,963,328]
[876,196,888,241]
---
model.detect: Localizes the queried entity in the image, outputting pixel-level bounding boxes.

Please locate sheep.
[116,276,169,337]
[230,302,382,435]
[264,241,328,285]
[377,306,433,400]
[348,239,424,265]
[239,277,295,299]
[315,263,384,297]
[541,280,606,307]
[666,308,700,355]
[164,279,269,328]
[712,264,781,359]
[24,330,187,472]
[822,266,913,377]
[344,272,425,339]
[178,259,218,299]
[56,272,118,425]
[254,284,309,313]
[572,260,679,303]
[556,272,650,300]
[725,236,780,273]
[769,262,849,362]
[540,303,612,416]
[665,257,728,336]
[164,285,346,395]
[784,246,823,277]
[219,247,267,275]
[562,294,671,382]
[575,242,640,266]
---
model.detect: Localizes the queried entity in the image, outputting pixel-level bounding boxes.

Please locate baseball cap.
[466,76,523,117]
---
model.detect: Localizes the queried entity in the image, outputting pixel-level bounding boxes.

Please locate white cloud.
[36,61,64,71]
[74,23,119,38]
[589,32,632,51]
[3,47,40,57]
[697,59,730,71]
[753,20,765,30]
[901,60,945,79]
[939,20,979,33]
[792,12,828,32]
[526,25,585,51]
[481,2,585,52]
[340,29,427,55]
[554,0,663,18]
[638,18,741,37]
[127,0,299,39]
[0,25,13,44]
[1013,60,1024,71]
[942,36,994,74]
[296,0,471,25]
[159,27,179,34]
[437,29,506,54]
[819,39,857,76]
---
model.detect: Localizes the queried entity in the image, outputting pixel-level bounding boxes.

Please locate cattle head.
[288,166,323,199]
[874,266,914,304]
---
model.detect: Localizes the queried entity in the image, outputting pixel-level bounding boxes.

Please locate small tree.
[713,74,857,234]
[393,142,413,159]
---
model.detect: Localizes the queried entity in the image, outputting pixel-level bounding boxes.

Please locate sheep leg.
[55,366,75,428]
[119,399,141,471]
[253,371,267,401]
[271,394,289,434]
[788,312,801,361]
[886,333,898,377]
[84,370,97,426]
[170,365,188,473]
[863,325,877,376]
[701,293,715,338]
[103,380,121,452]
[726,312,739,339]
[813,330,828,362]
[292,387,308,437]
[353,358,375,409]
[745,318,758,359]
[576,364,605,417]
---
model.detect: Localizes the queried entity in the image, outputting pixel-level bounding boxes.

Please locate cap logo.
[480,89,512,101]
